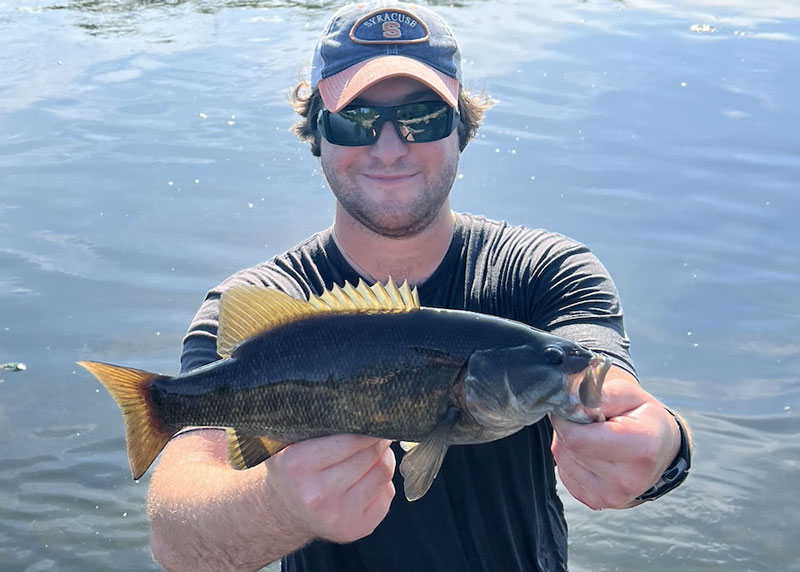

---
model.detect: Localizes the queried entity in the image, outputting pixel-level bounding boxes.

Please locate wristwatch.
[635,408,692,502]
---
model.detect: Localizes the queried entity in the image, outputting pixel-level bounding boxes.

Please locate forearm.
[147,430,311,572]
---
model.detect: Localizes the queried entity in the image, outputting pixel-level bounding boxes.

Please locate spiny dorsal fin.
[217,278,420,358]
[312,277,418,313]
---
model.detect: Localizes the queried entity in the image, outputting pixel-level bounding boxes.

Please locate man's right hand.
[264,434,397,544]
[148,431,396,571]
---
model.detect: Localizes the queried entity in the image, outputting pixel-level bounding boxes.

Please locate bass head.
[463,341,593,430]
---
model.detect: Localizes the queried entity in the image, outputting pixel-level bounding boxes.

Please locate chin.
[356,210,438,239]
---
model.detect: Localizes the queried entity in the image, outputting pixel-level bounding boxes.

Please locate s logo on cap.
[382,21,401,38]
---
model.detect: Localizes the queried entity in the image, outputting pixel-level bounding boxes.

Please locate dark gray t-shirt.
[181,212,634,572]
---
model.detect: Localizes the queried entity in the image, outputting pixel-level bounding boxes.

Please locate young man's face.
[320,76,460,239]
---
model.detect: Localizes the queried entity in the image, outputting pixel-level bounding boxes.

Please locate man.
[148,2,691,571]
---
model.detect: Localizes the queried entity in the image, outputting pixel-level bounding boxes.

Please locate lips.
[361,173,417,181]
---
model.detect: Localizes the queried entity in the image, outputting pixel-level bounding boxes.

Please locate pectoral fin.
[398,408,459,501]
[226,429,287,470]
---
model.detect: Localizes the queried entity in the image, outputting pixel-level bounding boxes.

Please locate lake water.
[1,0,798,570]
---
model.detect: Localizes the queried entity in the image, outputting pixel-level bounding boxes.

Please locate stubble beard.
[322,154,459,240]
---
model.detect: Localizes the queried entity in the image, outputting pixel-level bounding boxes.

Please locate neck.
[332,203,456,286]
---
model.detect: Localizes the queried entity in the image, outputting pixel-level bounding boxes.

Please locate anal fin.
[226,429,287,470]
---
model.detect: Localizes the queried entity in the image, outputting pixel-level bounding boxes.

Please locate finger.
[557,441,653,510]
[360,477,396,531]
[343,444,396,508]
[596,374,651,419]
[552,431,624,479]
[317,439,394,492]
[284,434,389,471]
[552,427,608,475]
[551,376,661,450]
[552,412,656,463]
[553,433,638,508]
[553,447,604,509]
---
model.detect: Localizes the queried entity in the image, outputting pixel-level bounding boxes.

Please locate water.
[1,0,798,570]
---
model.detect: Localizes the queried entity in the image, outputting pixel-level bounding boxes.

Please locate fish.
[78,279,611,501]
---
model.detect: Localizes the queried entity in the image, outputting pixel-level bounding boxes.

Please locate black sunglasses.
[316,100,459,147]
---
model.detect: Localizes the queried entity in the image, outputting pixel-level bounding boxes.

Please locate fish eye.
[544,346,564,365]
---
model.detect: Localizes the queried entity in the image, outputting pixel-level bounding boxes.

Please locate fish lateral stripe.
[217,278,420,359]
[77,360,175,479]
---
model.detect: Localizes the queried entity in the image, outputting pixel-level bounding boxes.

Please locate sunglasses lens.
[319,102,455,146]
[395,102,453,143]
[326,107,381,146]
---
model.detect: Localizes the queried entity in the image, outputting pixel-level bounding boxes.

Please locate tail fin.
[77,360,175,479]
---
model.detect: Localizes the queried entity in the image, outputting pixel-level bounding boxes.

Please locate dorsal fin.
[217,278,420,358]
[217,286,314,359]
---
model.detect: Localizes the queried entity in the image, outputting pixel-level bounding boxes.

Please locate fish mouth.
[569,353,612,423]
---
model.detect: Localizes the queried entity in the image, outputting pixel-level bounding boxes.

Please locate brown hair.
[290,82,495,157]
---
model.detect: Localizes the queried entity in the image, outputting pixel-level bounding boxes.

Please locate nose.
[368,121,409,163]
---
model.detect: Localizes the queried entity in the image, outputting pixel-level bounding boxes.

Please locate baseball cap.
[310,1,462,112]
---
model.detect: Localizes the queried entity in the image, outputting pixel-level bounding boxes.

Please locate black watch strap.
[635,408,692,502]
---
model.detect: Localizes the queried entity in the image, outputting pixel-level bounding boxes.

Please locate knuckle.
[377,452,396,479]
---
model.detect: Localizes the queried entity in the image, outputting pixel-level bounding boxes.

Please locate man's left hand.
[549,366,680,509]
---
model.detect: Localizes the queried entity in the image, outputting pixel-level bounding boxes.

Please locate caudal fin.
[77,360,174,479]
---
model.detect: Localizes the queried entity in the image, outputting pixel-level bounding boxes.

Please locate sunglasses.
[316,100,460,147]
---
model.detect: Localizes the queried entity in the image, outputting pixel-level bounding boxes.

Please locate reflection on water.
[46,0,328,13]
[42,0,332,37]
[1,0,799,571]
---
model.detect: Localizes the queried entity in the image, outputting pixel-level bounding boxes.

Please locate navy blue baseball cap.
[310,1,462,112]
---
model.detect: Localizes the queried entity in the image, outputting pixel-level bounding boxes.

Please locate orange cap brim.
[317,55,459,112]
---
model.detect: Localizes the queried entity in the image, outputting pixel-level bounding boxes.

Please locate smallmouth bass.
[79,279,611,501]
